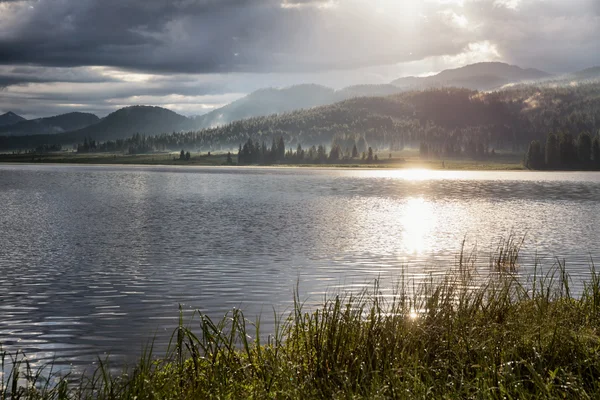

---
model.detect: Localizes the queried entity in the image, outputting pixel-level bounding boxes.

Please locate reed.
[3,247,600,399]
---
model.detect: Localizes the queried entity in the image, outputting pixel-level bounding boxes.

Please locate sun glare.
[401,197,435,254]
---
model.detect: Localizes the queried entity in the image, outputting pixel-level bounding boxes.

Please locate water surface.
[1,165,599,370]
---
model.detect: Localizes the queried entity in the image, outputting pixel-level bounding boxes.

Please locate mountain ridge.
[391,62,551,90]
[65,105,193,142]
[0,111,27,127]
[0,112,99,136]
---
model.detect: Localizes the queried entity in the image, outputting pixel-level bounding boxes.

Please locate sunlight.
[400,197,435,254]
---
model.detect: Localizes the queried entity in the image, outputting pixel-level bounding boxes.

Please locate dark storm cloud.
[0,0,467,75]
[2,0,600,119]
[0,66,116,89]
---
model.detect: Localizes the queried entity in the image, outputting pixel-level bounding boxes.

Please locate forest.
[525,132,600,170]
[3,83,600,166]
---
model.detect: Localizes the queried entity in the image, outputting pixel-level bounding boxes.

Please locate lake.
[1,164,600,372]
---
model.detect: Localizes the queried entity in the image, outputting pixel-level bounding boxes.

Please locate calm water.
[1,164,600,371]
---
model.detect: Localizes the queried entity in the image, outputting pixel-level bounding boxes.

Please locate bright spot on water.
[401,197,435,254]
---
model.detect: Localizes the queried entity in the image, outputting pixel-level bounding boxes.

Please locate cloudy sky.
[1,0,599,119]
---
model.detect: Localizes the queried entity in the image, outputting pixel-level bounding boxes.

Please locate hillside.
[569,67,600,81]
[0,106,191,150]
[392,62,551,91]
[0,112,99,136]
[190,63,552,131]
[192,85,335,129]
[68,105,192,142]
[191,84,406,130]
[88,82,600,156]
[0,111,26,127]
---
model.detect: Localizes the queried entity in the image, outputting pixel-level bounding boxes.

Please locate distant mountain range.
[191,83,405,130]
[0,112,99,136]
[0,111,26,127]
[1,62,600,150]
[565,66,600,82]
[67,106,192,142]
[391,62,552,90]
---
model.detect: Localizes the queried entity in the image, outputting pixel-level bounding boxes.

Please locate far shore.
[0,150,526,171]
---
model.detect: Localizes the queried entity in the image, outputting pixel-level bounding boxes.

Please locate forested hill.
[82,83,600,156]
[0,112,99,136]
[191,84,405,130]
[67,106,193,141]
[0,106,191,150]
[192,85,337,129]
[3,83,600,155]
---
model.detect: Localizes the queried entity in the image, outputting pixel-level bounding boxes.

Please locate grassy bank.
[3,258,600,399]
[0,150,524,170]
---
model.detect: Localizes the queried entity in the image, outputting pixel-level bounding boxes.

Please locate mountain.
[65,106,192,142]
[0,112,99,136]
[569,67,600,81]
[192,83,404,130]
[0,106,192,149]
[192,85,336,129]
[392,62,551,91]
[0,111,26,127]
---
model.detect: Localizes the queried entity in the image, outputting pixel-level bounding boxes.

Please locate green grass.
[3,245,600,399]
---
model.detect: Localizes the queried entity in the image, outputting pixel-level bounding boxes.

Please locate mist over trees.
[3,83,600,169]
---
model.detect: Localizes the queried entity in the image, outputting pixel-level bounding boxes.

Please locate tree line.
[237,137,379,165]
[3,83,600,170]
[525,132,600,170]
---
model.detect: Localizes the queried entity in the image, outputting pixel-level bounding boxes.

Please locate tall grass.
[3,247,600,399]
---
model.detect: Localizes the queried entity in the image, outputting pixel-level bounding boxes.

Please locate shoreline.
[4,261,600,399]
[0,152,526,171]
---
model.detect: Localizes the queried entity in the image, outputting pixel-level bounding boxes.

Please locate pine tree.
[577,132,592,167]
[545,133,559,168]
[525,140,544,169]
[278,137,285,161]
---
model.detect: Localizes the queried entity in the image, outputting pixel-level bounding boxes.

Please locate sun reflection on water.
[400,197,435,254]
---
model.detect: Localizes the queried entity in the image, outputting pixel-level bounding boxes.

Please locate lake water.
[1,164,600,372]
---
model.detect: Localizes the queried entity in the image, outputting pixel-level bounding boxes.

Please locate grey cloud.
[464,0,600,72]
[0,66,117,89]
[0,0,469,74]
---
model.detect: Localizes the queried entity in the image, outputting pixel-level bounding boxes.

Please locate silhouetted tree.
[352,144,358,158]
[278,137,285,161]
[185,151,191,161]
[545,133,559,168]
[317,145,327,163]
[296,144,304,161]
[367,147,374,163]
[577,132,592,167]
[559,133,576,167]
[329,145,341,162]
[525,140,544,169]
[180,149,185,160]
